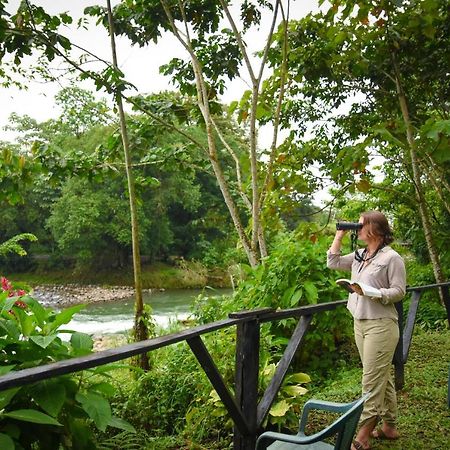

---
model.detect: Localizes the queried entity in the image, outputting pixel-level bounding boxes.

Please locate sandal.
[352,440,371,450]
[372,428,399,440]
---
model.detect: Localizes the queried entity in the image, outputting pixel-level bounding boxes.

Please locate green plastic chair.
[256,393,369,450]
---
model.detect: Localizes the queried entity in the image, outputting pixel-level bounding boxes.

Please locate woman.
[327,211,406,450]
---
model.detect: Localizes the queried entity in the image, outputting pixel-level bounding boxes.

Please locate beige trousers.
[354,318,399,426]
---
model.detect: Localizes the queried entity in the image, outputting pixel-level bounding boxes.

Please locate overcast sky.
[0,0,320,140]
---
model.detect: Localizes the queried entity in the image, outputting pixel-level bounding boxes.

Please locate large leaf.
[0,320,20,340]
[70,332,93,356]
[76,392,111,432]
[47,304,85,333]
[2,409,62,426]
[283,385,308,397]
[288,372,311,384]
[0,433,14,450]
[29,334,58,349]
[30,379,66,417]
[14,308,34,337]
[303,281,318,303]
[0,365,16,376]
[269,399,290,417]
[290,288,303,306]
[0,387,20,409]
[1,297,17,315]
[108,416,136,433]
[21,295,48,327]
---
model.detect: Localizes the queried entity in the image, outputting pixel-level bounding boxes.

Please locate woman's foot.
[372,425,399,440]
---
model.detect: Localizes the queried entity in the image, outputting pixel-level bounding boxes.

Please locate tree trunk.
[106,0,149,368]
[392,55,446,299]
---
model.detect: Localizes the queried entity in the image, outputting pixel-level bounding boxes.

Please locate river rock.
[32,284,150,308]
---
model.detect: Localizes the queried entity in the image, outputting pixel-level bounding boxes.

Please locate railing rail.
[0,282,448,449]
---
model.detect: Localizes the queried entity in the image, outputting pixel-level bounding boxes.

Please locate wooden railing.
[0,282,448,450]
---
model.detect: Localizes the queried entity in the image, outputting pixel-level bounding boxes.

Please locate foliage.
[0,276,136,449]
[0,234,37,257]
[219,225,353,373]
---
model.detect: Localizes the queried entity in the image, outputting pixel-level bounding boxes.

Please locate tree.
[264,0,450,286]
[86,0,298,267]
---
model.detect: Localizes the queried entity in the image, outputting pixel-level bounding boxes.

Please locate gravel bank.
[32,284,153,308]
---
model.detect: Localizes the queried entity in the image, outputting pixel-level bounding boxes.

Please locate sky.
[0,0,320,138]
[1,1,337,205]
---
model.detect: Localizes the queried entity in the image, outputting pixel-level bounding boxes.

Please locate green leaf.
[0,433,14,450]
[70,332,93,356]
[47,304,85,333]
[76,392,111,432]
[228,100,238,114]
[30,380,66,417]
[0,320,20,340]
[22,295,48,327]
[1,297,17,314]
[269,399,291,417]
[0,365,16,376]
[14,308,34,336]
[29,334,58,349]
[2,409,62,426]
[0,388,20,409]
[303,281,318,303]
[288,372,311,384]
[283,385,308,396]
[290,289,303,306]
[108,416,136,433]
[90,382,116,397]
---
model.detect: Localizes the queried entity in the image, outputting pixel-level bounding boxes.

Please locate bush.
[196,225,354,375]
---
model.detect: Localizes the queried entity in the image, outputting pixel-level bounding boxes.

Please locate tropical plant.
[0,276,136,449]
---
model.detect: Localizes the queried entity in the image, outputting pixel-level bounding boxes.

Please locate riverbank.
[6,261,231,292]
[32,284,146,308]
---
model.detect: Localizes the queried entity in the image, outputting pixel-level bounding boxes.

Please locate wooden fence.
[0,282,448,449]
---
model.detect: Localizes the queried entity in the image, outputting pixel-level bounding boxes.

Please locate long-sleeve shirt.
[327,246,406,320]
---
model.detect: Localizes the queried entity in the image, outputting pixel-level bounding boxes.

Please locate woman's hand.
[329,230,347,253]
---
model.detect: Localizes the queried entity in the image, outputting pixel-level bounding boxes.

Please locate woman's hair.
[360,211,394,245]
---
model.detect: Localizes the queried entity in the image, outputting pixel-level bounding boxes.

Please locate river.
[66,288,231,335]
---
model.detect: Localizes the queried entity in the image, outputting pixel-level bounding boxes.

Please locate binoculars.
[336,222,363,231]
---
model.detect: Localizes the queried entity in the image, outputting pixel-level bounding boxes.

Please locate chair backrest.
[333,396,366,450]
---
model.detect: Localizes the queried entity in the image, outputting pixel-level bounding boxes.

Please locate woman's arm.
[379,255,406,304]
[327,230,354,271]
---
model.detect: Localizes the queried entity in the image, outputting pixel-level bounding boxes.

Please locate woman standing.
[327,211,406,450]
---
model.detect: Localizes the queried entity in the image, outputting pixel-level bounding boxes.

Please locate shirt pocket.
[370,262,387,275]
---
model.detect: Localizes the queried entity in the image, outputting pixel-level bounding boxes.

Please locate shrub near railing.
[0,277,135,450]
[206,228,354,373]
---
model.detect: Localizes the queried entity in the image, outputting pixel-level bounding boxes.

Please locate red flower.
[1,276,28,309]
[1,276,12,292]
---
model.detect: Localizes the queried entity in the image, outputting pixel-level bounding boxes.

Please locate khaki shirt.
[327,246,406,320]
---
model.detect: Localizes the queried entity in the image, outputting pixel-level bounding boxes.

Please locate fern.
[97,431,146,450]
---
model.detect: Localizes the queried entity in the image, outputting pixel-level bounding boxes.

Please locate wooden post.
[441,285,450,327]
[233,316,261,450]
[394,301,404,390]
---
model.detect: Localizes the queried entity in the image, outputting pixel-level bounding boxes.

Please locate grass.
[303,328,450,450]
